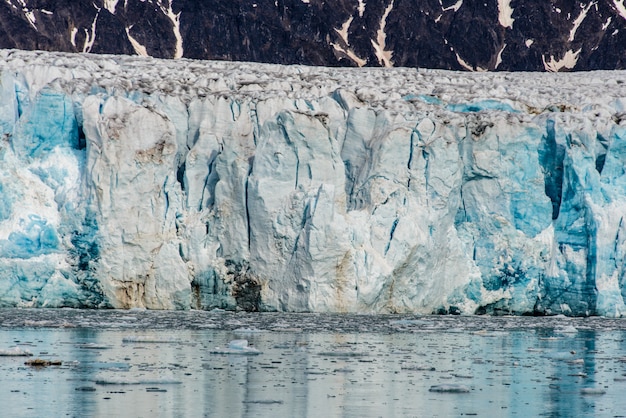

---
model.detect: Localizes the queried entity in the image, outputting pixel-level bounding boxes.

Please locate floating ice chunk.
[0,347,33,356]
[452,373,474,379]
[229,339,250,349]
[429,384,471,393]
[555,325,578,334]
[401,365,436,371]
[122,336,178,343]
[75,386,97,392]
[580,388,606,395]
[76,343,112,349]
[317,350,368,357]
[210,339,261,355]
[95,378,182,385]
[232,327,265,334]
[472,330,509,337]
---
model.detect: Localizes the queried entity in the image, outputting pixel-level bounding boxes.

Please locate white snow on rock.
[357,0,366,17]
[542,49,581,72]
[0,49,625,317]
[497,0,515,29]
[569,2,595,42]
[371,0,395,67]
[103,0,119,14]
[614,0,626,20]
[441,0,463,13]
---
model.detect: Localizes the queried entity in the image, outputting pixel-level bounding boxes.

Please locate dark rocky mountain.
[1,0,625,71]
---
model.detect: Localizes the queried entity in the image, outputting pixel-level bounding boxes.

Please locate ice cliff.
[1,49,626,316]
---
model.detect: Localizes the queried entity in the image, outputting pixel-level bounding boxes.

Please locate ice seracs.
[0,50,626,317]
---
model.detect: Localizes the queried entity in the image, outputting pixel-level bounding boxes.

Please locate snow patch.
[126,26,149,57]
[613,0,626,20]
[103,0,119,14]
[70,27,78,48]
[332,16,367,67]
[441,0,463,12]
[569,2,595,42]
[335,16,353,45]
[495,43,506,69]
[497,0,514,28]
[82,12,99,53]
[371,0,394,67]
[20,5,37,29]
[157,0,184,59]
[357,0,366,17]
[542,49,581,72]
[455,52,486,71]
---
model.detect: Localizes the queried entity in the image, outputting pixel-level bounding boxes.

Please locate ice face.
[0,49,625,316]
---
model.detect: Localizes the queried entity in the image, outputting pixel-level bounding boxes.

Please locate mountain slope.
[1,0,625,71]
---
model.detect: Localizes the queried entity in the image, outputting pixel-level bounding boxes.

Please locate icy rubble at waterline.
[0,50,626,316]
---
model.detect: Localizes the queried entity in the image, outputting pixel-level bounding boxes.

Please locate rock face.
[1,0,625,71]
[0,49,626,316]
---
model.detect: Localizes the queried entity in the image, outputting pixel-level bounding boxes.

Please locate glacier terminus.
[0,49,625,316]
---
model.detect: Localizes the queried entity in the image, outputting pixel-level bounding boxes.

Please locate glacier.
[0,49,625,316]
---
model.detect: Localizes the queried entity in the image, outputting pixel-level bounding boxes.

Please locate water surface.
[1,309,625,417]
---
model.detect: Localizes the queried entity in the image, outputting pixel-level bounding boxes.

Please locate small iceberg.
[76,343,112,349]
[429,384,471,393]
[0,347,33,357]
[210,339,261,355]
[581,388,606,395]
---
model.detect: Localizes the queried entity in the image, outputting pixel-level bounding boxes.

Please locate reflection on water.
[0,310,625,417]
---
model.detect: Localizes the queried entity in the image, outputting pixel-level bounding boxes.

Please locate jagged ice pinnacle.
[0,49,625,316]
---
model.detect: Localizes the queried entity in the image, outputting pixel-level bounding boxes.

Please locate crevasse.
[0,50,625,316]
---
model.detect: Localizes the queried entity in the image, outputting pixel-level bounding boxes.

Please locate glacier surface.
[1,49,625,316]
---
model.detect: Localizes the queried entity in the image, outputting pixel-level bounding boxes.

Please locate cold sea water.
[1,309,626,417]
